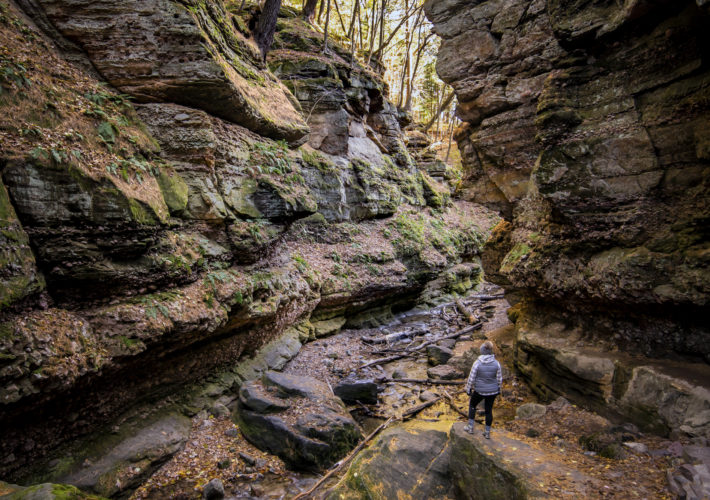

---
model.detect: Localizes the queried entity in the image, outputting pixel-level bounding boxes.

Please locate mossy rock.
[0,481,106,499]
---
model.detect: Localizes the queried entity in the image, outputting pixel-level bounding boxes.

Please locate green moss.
[127,198,158,225]
[500,243,532,273]
[156,170,188,215]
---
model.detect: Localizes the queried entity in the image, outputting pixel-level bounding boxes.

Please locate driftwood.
[470,294,505,301]
[388,378,464,386]
[359,353,415,369]
[362,330,422,345]
[443,390,469,419]
[408,323,482,352]
[292,416,396,500]
[455,299,477,324]
[401,395,443,419]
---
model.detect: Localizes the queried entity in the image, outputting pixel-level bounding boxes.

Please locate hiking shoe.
[463,424,474,434]
[483,429,491,439]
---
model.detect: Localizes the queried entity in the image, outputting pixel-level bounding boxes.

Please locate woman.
[463,340,502,439]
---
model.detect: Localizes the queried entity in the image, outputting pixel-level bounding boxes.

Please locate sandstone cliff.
[0,0,497,490]
[425,0,710,438]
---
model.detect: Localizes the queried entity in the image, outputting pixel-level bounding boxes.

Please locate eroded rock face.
[425,0,710,433]
[0,0,500,488]
[16,0,309,143]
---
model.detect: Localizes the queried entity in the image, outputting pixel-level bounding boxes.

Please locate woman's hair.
[480,340,494,355]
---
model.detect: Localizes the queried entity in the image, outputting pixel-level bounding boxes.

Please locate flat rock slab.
[0,481,106,499]
[58,413,191,498]
[449,423,601,499]
[235,371,361,470]
[329,420,456,499]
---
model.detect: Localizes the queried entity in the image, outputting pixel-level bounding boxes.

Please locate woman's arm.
[464,360,479,395]
[496,361,502,392]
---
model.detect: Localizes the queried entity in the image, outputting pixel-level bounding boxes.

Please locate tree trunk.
[322,0,331,53]
[254,0,282,60]
[424,89,455,132]
[302,0,318,22]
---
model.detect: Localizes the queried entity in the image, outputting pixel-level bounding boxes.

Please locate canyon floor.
[129,285,679,499]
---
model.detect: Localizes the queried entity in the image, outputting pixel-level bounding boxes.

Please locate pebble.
[623,442,648,454]
[202,478,224,500]
[224,428,239,438]
[239,452,257,466]
[217,458,231,469]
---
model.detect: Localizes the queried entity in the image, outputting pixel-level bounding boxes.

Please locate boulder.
[234,372,361,470]
[427,364,464,380]
[334,378,380,405]
[329,420,456,499]
[516,403,547,420]
[427,345,453,366]
[448,423,601,499]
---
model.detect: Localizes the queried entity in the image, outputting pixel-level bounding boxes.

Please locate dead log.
[401,395,443,419]
[361,329,425,345]
[443,390,468,419]
[292,416,397,500]
[471,294,505,301]
[388,378,464,386]
[359,353,415,369]
[407,323,481,352]
[455,299,477,324]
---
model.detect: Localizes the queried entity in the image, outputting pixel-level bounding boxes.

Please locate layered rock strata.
[0,0,498,490]
[425,0,710,436]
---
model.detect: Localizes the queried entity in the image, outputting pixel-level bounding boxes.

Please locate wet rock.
[234,372,361,470]
[427,364,464,380]
[202,478,225,500]
[516,403,547,420]
[427,345,453,366]
[329,420,455,498]
[449,423,600,498]
[333,378,379,405]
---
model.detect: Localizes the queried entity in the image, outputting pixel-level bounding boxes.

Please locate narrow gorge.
[0,0,708,498]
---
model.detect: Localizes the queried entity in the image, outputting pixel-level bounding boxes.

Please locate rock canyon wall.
[0,0,495,492]
[425,0,710,438]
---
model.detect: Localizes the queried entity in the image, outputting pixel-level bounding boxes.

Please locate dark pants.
[468,391,497,426]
